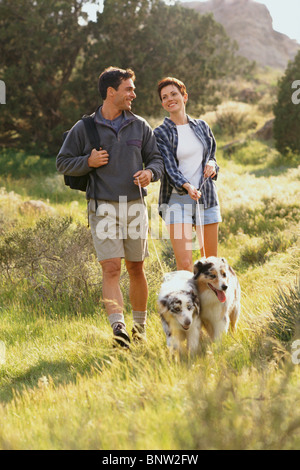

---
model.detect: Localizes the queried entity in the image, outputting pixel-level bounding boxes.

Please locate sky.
[83,0,300,44]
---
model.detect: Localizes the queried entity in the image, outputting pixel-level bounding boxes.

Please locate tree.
[273,50,300,155]
[79,0,249,116]
[0,0,93,152]
[0,0,253,153]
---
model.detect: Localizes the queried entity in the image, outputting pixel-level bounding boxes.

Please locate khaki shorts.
[88,198,149,262]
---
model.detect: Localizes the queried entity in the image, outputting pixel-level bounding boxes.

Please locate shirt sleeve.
[141,123,164,181]
[56,120,93,176]
[205,123,219,181]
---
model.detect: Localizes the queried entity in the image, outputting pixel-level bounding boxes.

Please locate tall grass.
[0,134,300,450]
[268,277,300,343]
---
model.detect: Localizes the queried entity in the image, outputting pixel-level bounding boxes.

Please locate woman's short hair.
[98,66,136,100]
[157,77,187,101]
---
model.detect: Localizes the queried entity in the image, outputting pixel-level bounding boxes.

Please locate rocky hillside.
[183,0,299,69]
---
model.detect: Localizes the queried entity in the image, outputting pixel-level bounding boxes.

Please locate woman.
[154,77,221,272]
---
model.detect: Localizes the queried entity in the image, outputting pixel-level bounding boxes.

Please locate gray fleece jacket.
[56,107,164,202]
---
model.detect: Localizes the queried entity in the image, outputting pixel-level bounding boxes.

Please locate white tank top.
[172,124,204,192]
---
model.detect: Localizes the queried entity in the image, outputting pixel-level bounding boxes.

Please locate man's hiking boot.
[131,324,146,344]
[113,323,131,349]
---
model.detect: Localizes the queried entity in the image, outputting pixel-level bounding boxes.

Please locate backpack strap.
[81,115,101,150]
[81,115,100,217]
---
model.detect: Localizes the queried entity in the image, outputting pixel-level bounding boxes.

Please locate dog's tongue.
[208,283,227,303]
[216,290,226,303]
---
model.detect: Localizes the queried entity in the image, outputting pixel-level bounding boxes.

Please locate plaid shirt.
[154,116,220,213]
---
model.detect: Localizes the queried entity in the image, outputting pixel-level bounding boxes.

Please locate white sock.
[132,310,147,326]
[108,313,125,328]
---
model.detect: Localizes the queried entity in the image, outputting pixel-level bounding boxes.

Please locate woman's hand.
[204,161,216,179]
[183,183,201,201]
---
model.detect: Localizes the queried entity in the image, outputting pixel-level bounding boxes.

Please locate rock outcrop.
[183,0,299,69]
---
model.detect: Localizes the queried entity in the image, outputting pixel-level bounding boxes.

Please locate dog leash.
[196,177,210,259]
[137,176,209,271]
[196,199,206,259]
[137,177,165,275]
[199,176,209,194]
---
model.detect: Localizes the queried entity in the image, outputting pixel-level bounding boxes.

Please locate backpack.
[63,115,100,192]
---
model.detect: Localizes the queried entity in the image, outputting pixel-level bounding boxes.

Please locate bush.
[219,197,300,242]
[231,140,270,165]
[0,149,55,178]
[238,230,297,267]
[213,101,257,137]
[0,216,101,311]
[160,240,177,271]
[0,187,21,233]
[268,277,300,343]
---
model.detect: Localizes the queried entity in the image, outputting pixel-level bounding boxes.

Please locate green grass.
[0,138,300,450]
[0,148,87,205]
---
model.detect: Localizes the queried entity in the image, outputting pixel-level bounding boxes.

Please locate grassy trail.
[0,147,299,450]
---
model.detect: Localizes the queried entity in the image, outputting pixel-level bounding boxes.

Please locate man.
[57,67,164,347]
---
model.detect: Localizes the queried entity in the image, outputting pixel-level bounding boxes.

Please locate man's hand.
[88,148,109,168]
[133,169,152,188]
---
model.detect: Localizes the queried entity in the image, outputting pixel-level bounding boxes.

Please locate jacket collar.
[163,115,197,128]
[95,105,137,123]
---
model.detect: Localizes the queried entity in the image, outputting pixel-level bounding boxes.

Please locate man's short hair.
[157,77,187,101]
[98,66,136,100]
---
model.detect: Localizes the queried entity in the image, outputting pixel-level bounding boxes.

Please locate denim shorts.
[163,193,222,226]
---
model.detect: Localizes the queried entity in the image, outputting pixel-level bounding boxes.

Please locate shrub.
[272,148,300,167]
[0,216,101,311]
[219,197,300,242]
[0,187,21,233]
[268,277,300,343]
[160,240,177,271]
[231,140,270,165]
[238,230,297,267]
[213,101,257,137]
[0,149,55,178]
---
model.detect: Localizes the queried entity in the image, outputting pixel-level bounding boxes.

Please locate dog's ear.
[193,261,213,279]
[159,294,170,309]
[221,257,235,275]
[193,260,203,278]
[228,265,236,276]
[191,290,200,307]
[188,289,200,314]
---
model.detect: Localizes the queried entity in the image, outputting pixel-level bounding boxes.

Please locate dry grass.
[0,114,299,449]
